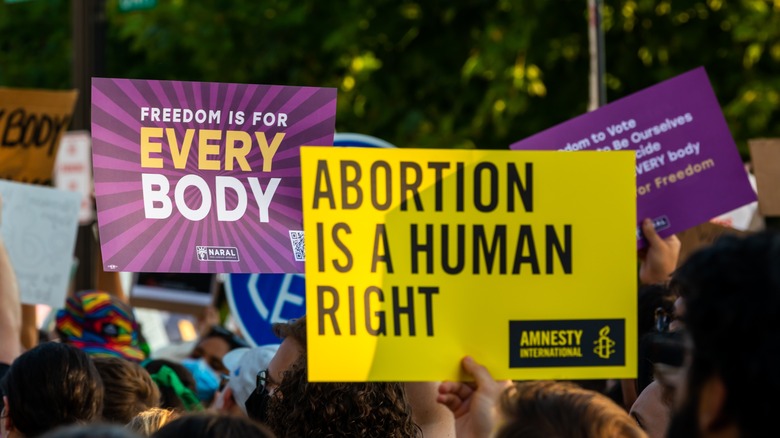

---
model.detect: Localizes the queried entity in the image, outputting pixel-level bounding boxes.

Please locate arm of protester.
[639,218,681,285]
[406,382,456,438]
[437,356,512,438]
[20,304,38,351]
[95,243,127,302]
[0,195,22,364]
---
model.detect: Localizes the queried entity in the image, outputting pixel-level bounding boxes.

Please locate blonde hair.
[126,408,179,436]
[497,381,647,438]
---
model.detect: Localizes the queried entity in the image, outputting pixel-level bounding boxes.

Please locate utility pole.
[71,0,106,292]
[588,0,607,111]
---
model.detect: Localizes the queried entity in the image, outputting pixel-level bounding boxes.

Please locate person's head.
[0,343,104,437]
[495,380,646,438]
[142,360,201,412]
[666,232,780,438]
[265,356,420,438]
[219,345,278,415]
[39,424,141,438]
[189,326,248,374]
[151,413,274,438]
[629,381,671,438]
[245,318,305,423]
[92,357,160,424]
[266,318,306,394]
[126,408,179,437]
[55,291,146,362]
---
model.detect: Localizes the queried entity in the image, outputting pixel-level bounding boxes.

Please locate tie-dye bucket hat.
[56,291,146,362]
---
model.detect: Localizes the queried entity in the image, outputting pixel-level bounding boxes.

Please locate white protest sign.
[0,181,80,308]
[54,130,94,224]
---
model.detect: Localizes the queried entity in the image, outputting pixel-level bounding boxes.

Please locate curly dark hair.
[668,231,780,437]
[266,355,421,438]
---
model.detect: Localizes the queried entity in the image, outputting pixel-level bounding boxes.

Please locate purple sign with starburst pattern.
[92,78,336,273]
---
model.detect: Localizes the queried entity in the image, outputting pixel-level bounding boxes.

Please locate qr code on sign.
[289,231,305,261]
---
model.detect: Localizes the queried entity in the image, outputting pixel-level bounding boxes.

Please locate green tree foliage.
[1,0,779,154]
[0,0,70,89]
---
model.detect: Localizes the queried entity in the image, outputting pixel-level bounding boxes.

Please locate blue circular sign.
[225,273,306,346]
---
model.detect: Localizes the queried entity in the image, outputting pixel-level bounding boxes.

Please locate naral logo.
[195,246,240,262]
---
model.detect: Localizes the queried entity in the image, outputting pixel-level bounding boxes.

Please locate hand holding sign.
[639,218,681,285]
[437,356,512,438]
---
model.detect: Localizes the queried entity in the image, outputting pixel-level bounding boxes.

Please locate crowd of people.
[1,186,779,438]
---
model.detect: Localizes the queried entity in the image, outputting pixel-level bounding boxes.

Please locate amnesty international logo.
[593,326,616,359]
[509,319,625,368]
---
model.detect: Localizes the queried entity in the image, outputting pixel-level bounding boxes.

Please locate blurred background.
[2,0,779,156]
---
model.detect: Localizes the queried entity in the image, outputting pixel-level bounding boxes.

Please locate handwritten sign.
[301,147,637,381]
[0,88,78,185]
[510,67,756,248]
[91,78,336,273]
[0,180,80,308]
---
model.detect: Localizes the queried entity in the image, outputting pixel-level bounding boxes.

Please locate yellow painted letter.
[255,132,285,172]
[225,131,252,171]
[198,129,222,171]
[166,128,195,169]
[140,127,164,168]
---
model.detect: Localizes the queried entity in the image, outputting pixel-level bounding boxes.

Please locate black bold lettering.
[512,225,540,274]
[400,161,423,211]
[474,162,498,212]
[473,225,507,274]
[340,160,363,209]
[370,160,392,210]
[546,224,572,274]
[456,162,465,212]
[332,223,353,272]
[411,224,434,274]
[317,222,326,272]
[348,286,356,335]
[508,162,533,212]
[364,286,386,336]
[427,162,450,211]
[312,160,336,209]
[371,224,394,273]
[418,286,439,336]
[392,286,415,336]
[317,285,341,335]
[441,224,465,274]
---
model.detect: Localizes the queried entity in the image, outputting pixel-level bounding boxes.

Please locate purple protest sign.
[92,78,336,273]
[510,67,756,248]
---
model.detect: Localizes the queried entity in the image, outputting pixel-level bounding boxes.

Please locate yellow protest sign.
[301,147,637,381]
[0,88,78,185]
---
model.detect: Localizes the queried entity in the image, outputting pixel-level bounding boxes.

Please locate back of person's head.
[39,424,141,438]
[670,231,780,436]
[495,381,646,438]
[92,357,160,424]
[142,359,201,412]
[151,413,274,438]
[0,342,104,437]
[266,355,420,438]
[126,408,179,437]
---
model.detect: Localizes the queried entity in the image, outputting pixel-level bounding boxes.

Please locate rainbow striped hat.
[56,291,146,362]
